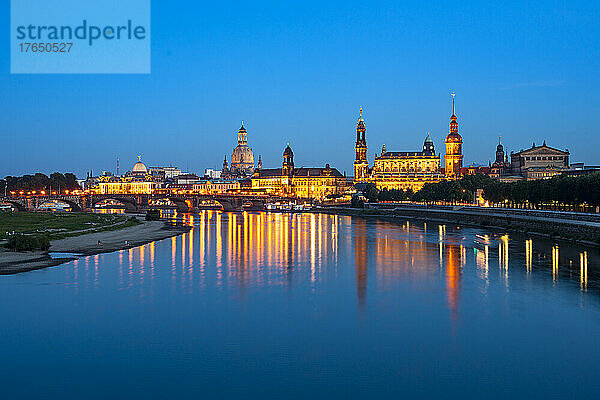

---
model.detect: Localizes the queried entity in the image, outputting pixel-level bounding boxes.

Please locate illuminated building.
[176,174,200,185]
[130,156,148,177]
[444,93,463,177]
[370,134,445,191]
[98,181,158,194]
[352,108,445,192]
[222,122,257,178]
[251,144,347,199]
[193,179,240,194]
[353,108,369,183]
[509,141,570,180]
[95,156,161,194]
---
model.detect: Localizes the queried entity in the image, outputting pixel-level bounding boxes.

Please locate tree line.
[356,172,600,207]
[2,173,81,194]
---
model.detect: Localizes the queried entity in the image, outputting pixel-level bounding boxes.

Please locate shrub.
[6,235,50,251]
[145,209,161,221]
[351,197,365,209]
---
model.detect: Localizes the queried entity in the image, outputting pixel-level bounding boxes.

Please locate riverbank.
[315,205,600,246]
[0,220,191,275]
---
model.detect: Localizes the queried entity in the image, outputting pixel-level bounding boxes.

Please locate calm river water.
[2,211,600,399]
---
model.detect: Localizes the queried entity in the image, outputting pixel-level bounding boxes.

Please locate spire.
[138,155,142,162]
[448,93,459,135]
[499,135,501,144]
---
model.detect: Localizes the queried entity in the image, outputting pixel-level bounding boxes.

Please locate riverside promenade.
[317,203,600,245]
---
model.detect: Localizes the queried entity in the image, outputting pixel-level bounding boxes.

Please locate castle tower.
[422,133,435,156]
[445,93,463,177]
[353,108,369,183]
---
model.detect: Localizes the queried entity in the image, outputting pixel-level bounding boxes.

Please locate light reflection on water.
[2,211,600,398]
[62,211,600,306]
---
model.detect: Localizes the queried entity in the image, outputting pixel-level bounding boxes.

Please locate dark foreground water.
[2,211,600,399]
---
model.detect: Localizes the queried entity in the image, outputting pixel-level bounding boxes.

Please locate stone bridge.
[0,194,294,213]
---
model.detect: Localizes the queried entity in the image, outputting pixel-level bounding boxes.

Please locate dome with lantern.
[229,122,255,176]
[132,156,148,175]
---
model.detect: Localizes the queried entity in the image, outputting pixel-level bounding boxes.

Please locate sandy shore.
[0,220,191,275]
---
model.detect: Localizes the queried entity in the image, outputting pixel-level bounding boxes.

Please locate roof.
[516,144,569,156]
[254,167,344,178]
[378,151,439,159]
[177,174,199,179]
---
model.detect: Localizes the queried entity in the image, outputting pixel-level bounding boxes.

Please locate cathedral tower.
[282,144,294,177]
[445,93,463,177]
[495,136,505,165]
[353,108,369,183]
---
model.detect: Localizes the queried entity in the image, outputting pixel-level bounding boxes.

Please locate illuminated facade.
[444,94,463,177]
[252,145,347,199]
[352,108,445,192]
[353,108,369,183]
[193,179,240,194]
[93,157,160,194]
[98,181,158,194]
[370,134,445,191]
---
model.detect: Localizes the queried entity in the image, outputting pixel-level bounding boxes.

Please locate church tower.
[282,144,294,177]
[353,108,369,183]
[445,93,463,177]
[495,136,505,165]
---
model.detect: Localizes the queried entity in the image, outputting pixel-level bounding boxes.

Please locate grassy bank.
[0,212,139,240]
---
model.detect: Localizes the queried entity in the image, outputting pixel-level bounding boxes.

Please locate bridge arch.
[0,200,26,211]
[37,199,82,212]
[92,197,137,212]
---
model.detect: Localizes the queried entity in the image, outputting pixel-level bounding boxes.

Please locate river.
[2,211,600,398]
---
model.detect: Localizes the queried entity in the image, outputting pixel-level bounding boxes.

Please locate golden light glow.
[552,245,559,283]
[580,251,588,291]
[525,239,533,275]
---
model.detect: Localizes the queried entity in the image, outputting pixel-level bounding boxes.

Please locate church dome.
[283,144,294,157]
[231,144,255,176]
[132,157,147,174]
[445,132,462,143]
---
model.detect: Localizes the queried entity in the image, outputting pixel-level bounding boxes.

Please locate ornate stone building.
[222,122,256,178]
[509,141,570,180]
[370,134,444,192]
[351,97,465,192]
[252,144,347,199]
[97,156,159,194]
[444,94,463,177]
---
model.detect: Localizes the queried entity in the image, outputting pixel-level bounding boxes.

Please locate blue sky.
[2,0,599,177]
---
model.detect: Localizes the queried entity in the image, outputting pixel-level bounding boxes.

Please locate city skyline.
[2,1,599,176]
[1,99,584,178]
